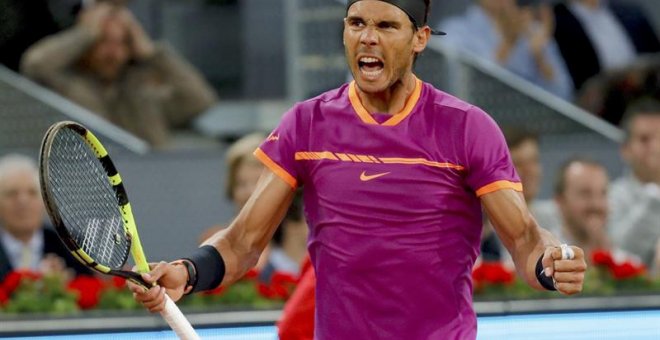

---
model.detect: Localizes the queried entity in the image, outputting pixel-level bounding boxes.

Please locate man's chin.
[355,77,388,94]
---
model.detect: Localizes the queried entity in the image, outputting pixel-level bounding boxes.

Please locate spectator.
[20,2,218,148]
[609,98,660,268]
[0,154,90,282]
[439,0,573,100]
[504,128,561,233]
[577,57,660,125]
[199,133,266,243]
[553,158,611,257]
[480,128,561,262]
[553,0,660,92]
[202,134,308,280]
[278,255,315,340]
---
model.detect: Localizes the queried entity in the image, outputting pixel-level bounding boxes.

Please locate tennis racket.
[39,121,200,340]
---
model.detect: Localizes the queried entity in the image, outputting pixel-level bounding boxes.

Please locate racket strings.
[46,128,130,269]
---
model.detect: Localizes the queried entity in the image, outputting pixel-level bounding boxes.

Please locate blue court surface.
[4,310,660,339]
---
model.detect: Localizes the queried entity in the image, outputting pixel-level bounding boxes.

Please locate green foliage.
[2,274,78,314]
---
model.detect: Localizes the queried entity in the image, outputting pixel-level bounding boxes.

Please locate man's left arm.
[481,188,586,294]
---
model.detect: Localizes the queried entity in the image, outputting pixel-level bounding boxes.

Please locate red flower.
[67,275,105,309]
[591,249,615,268]
[1,270,42,295]
[257,282,277,299]
[244,269,259,280]
[203,285,225,296]
[270,272,298,299]
[611,262,646,280]
[472,262,515,285]
[272,272,298,285]
[109,276,127,289]
[0,287,8,305]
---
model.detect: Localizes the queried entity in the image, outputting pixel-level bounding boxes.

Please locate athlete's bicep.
[203,168,295,283]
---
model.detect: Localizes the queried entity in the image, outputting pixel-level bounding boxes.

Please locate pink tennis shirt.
[255,77,521,339]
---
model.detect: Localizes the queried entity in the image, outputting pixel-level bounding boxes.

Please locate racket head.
[39,121,148,288]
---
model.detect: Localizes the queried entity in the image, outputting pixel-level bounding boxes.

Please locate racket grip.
[160,294,200,340]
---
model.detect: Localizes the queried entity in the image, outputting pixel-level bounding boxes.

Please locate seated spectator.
[553,158,611,257]
[199,133,266,242]
[202,134,308,281]
[577,57,660,125]
[504,128,561,233]
[20,2,218,148]
[480,128,561,262]
[553,0,660,92]
[439,0,573,100]
[0,154,90,282]
[609,98,660,268]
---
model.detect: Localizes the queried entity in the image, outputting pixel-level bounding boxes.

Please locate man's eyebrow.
[346,15,403,27]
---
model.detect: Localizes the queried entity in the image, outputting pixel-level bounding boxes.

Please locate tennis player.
[129,0,586,338]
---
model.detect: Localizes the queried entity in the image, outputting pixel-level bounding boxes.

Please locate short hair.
[553,157,606,196]
[621,97,660,142]
[0,154,39,188]
[501,127,539,150]
[225,133,266,199]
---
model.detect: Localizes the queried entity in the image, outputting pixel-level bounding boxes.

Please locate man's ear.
[413,26,431,54]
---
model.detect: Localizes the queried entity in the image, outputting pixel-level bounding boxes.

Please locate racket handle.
[160,294,200,340]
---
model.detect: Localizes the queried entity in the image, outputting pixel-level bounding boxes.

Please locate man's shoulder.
[422,82,487,119]
[609,175,640,199]
[300,83,350,106]
[288,83,350,118]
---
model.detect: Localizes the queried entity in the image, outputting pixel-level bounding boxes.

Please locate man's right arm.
[202,169,295,285]
[128,168,294,312]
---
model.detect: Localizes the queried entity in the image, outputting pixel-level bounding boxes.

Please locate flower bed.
[2,250,659,314]
[0,269,297,314]
[473,249,660,300]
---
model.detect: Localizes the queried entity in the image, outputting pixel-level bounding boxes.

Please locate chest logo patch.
[360,171,390,181]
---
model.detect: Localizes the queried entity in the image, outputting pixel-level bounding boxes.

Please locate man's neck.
[631,169,660,186]
[356,73,417,115]
[0,227,36,245]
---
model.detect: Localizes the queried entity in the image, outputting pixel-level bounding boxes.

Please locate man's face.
[85,18,131,81]
[343,0,427,93]
[510,139,541,202]
[0,171,44,237]
[555,163,609,238]
[623,114,660,183]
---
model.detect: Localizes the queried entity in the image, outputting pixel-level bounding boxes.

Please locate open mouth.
[358,56,384,78]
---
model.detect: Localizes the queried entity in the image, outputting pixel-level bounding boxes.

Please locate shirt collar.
[0,227,43,269]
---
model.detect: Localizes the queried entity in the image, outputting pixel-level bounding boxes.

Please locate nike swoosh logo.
[360,171,390,181]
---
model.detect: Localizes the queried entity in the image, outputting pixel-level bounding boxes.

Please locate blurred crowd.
[0,1,659,337]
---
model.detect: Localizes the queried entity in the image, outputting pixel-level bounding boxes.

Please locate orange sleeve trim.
[254,148,297,189]
[475,180,523,197]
